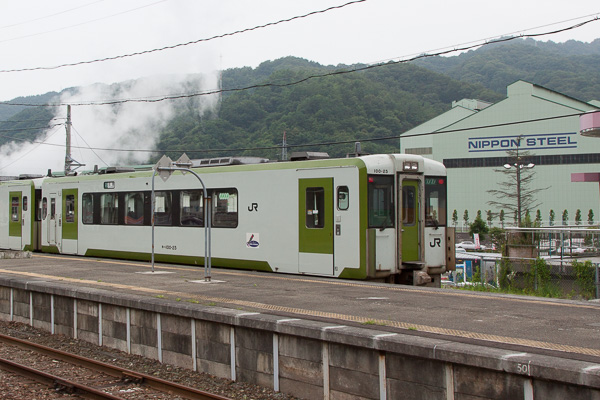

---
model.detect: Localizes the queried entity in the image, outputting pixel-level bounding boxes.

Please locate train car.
[2,153,454,286]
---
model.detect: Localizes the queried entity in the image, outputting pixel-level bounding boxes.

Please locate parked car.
[455,241,487,250]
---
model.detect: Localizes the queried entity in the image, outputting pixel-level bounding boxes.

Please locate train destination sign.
[467,133,577,153]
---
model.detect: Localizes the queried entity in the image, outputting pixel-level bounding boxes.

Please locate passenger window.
[23,196,28,212]
[368,175,394,229]
[306,187,325,228]
[181,190,203,226]
[402,186,416,226]
[100,193,118,225]
[212,189,237,228]
[154,191,172,226]
[82,194,94,224]
[65,195,75,223]
[50,198,56,220]
[125,192,145,225]
[337,186,349,211]
[42,198,48,220]
[11,196,19,222]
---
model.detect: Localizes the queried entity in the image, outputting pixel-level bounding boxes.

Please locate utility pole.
[64,105,72,174]
[281,131,288,161]
[64,105,84,175]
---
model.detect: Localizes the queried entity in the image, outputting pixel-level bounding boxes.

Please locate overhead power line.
[2,14,597,108]
[0,0,168,45]
[0,0,105,30]
[0,112,585,155]
[0,0,367,73]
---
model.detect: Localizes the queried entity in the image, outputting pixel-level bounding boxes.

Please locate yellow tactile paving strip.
[0,254,599,358]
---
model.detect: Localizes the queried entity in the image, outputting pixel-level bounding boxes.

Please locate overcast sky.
[1,0,599,102]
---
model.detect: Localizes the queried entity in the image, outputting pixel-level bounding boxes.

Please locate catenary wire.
[0,0,367,73]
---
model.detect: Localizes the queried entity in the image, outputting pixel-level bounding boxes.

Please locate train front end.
[363,154,454,286]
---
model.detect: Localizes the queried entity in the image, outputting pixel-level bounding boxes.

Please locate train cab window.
[50,198,56,220]
[425,177,447,227]
[42,198,48,220]
[337,186,349,211]
[154,191,172,226]
[212,189,238,228]
[11,196,19,222]
[65,195,75,223]
[368,175,394,229]
[305,187,325,228]
[23,196,28,212]
[402,186,416,226]
[125,192,145,225]
[181,190,203,226]
[82,194,94,224]
[100,193,118,225]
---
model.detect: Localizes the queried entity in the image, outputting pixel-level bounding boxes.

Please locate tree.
[486,210,493,227]
[469,212,489,240]
[562,209,569,225]
[549,209,555,226]
[588,209,594,225]
[575,209,582,225]
[463,210,469,229]
[487,137,549,226]
[452,210,458,228]
[535,209,542,226]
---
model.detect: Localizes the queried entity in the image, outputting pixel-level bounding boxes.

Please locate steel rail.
[0,332,232,400]
[0,356,124,399]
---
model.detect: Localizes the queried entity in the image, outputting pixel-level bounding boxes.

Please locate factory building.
[401,80,600,228]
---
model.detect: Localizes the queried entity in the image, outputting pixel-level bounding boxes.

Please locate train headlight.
[403,161,419,171]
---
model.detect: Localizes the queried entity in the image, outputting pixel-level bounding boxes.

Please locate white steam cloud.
[0,72,220,177]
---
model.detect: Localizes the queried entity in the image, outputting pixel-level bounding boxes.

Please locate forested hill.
[414,38,600,102]
[156,59,501,159]
[1,37,599,162]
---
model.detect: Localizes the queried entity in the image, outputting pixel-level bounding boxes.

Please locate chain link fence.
[447,227,600,300]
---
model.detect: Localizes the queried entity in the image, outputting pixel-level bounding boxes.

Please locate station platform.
[1,253,598,362]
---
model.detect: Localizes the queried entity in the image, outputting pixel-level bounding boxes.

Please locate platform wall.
[0,279,599,400]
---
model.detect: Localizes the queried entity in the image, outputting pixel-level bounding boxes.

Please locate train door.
[61,189,78,254]
[298,177,334,275]
[47,192,59,250]
[399,177,421,264]
[8,191,22,249]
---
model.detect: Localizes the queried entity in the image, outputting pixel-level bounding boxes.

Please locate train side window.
[212,189,237,228]
[181,190,203,226]
[50,198,56,220]
[23,196,28,212]
[42,198,48,220]
[306,187,325,228]
[402,186,416,226]
[337,186,349,211]
[154,191,172,226]
[125,192,145,225]
[100,193,118,225]
[65,195,75,223]
[11,196,19,222]
[82,194,94,224]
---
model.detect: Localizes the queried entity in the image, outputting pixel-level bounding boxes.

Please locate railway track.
[0,333,232,400]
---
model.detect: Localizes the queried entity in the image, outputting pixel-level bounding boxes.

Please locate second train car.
[0,153,454,286]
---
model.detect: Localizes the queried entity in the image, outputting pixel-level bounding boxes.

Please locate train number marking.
[248,203,258,212]
[161,245,177,251]
[372,169,389,174]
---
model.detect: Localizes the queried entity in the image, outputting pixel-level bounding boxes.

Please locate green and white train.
[0,153,453,286]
